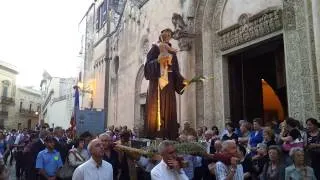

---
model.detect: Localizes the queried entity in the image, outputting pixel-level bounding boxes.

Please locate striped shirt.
[215,161,244,180]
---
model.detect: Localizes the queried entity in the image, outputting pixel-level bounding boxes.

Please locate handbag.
[282,140,304,152]
[56,153,76,179]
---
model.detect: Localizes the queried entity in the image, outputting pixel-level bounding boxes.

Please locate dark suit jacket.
[25,139,46,180]
[54,138,69,164]
[31,139,46,163]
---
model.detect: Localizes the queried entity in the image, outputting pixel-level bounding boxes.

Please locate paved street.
[7,161,16,180]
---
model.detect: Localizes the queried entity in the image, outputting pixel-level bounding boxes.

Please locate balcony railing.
[0,96,14,105]
[19,109,39,118]
[0,111,8,116]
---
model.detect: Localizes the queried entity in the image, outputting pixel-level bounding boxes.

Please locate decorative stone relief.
[217,8,283,51]
[171,13,197,51]
[140,39,149,64]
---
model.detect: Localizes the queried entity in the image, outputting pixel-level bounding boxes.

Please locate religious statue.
[144,28,188,140]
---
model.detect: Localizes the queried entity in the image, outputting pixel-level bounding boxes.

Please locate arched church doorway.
[134,65,149,137]
[228,36,288,125]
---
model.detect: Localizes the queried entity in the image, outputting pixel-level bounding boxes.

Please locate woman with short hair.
[285,147,316,180]
[306,118,320,179]
[68,138,89,167]
[263,127,276,148]
[260,145,285,180]
[222,123,238,142]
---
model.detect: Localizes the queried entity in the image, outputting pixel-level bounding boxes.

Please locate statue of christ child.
[158,32,178,89]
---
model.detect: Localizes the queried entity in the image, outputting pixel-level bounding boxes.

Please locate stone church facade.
[80,0,320,135]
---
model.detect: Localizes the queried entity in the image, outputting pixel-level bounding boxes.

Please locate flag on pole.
[70,86,80,136]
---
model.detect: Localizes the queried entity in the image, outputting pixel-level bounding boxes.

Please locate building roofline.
[79,2,95,27]
[0,61,18,74]
[18,87,41,96]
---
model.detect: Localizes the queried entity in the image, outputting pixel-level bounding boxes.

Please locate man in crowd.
[181,122,197,137]
[53,127,69,164]
[14,128,29,179]
[99,133,120,179]
[4,129,16,165]
[151,140,189,180]
[72,138,113,180]
[26,130,48,180]
[215,140,243,180]
[36,136,63,180]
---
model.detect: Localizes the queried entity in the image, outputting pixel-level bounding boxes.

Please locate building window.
[2,86,8,97]
[78,72,82,82]
[29,104,32,113]
[1,80,10,98]
[96,1,107,30]
[0,119,4,129]
[37,105,41,113]
[20,102,23,112]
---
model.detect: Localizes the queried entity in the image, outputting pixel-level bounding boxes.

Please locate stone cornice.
[217,7,283,51]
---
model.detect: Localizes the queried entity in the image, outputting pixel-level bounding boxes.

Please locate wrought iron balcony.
[19,109,39,118]
[0,111,8,116]
[0,96,14,105]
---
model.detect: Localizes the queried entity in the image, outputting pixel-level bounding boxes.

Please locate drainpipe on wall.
[104,0,111,128]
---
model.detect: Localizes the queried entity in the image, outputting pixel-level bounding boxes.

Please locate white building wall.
[41,76,77,129]
[47,96,75,129]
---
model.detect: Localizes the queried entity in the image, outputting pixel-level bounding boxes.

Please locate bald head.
[87,138,104,158]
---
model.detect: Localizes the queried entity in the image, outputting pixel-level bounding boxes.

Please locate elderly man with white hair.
[151,140,188,180]
[215,140,243,180]
[72,138,113,180]
[203,130,215,154]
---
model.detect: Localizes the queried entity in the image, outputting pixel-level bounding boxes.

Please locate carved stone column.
[283,0,318,121]
[312,0,320,113]
[177,51,196,128]
[171,13,197,128]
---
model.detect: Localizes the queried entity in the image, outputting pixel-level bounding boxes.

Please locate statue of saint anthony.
[144,28,188,140]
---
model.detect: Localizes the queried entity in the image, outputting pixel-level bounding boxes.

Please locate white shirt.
[72,157,113,180]
[205,139,212,153]
[14,133,23,145]
[215,161,244,180]
[151,160,188,180]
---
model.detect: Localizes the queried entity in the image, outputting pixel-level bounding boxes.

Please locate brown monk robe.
[144,42,187,140]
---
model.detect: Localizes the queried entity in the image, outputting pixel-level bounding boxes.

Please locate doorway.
[228,37,287,125]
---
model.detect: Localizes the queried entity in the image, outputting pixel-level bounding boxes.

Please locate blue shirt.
[0,140,6,154]
[183,155,202,179]
[36,148,63,176]
[249,130,263,148]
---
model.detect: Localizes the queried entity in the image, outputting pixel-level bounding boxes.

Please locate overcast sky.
[0,0,92,89]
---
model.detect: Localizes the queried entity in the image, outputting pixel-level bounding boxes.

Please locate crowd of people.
[0,117,318,180]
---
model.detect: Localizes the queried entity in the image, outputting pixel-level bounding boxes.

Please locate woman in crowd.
[263,127,276,147]
[222,122,238,142]
[248,118,263,155]
[285,147,316,180]
[305,118,320,179]
[238,122,251,148]
[281,118,304,165]
[260,145,285,180]
[252,143,269,177]
[68,138,89,167]
[211,126,220,141]
[238,144,254,180]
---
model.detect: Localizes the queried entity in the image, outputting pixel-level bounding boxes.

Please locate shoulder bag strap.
[71,151,85,162]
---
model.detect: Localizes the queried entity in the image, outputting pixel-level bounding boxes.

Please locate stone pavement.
[7,163,17,180]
